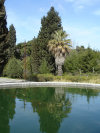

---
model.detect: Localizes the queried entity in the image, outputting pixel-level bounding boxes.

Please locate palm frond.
[48,29,72,57]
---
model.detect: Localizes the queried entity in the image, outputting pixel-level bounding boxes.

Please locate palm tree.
[48,29,71,76]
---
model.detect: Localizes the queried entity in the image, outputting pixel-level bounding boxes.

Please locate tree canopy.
[0,0,8,74]
[31,7,63,73]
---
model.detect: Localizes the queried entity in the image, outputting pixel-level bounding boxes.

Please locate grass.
[32,73,100,84]
[2,73,100,84]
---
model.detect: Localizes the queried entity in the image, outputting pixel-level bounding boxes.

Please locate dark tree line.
[0,0,16,75]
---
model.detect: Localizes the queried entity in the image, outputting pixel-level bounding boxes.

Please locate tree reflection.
[0,87,99,133]
[66,88,99,103]
[0,89,16,133]
[16,87,72,133]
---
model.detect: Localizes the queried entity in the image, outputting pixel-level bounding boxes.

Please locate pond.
[0,87,100,133]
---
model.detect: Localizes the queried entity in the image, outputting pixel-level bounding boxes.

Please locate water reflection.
[66,88,99,103]
[0,89,16,133]
[0,87,99,133]
[16,87,72,133]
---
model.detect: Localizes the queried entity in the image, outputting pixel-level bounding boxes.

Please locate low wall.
[0,82,100,89]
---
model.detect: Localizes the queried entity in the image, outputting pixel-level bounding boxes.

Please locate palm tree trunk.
[58,65,63,76]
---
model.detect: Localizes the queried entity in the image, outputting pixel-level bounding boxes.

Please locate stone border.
[0,82,100,89]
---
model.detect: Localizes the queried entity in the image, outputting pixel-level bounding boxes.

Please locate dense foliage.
[31,38,40,74]
[0,0,8,74]
[64,46,100,74]
[31,7,62,73]
[22,56,32,79]
[3,57,23,78]
[39,59,50,74]
[15,40,32,59]
[7,24,16,58]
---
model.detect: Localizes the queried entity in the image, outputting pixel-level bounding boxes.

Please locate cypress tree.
[36,7,62,73]
[0,0,8,74]
[8,24,16,58]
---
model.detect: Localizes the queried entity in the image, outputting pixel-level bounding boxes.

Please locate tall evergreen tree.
[0,0,8,74]
[8,24,16,58]
[33,7,62,73]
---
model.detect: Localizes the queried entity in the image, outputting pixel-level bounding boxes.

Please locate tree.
[3,57,23,78]
[31,38,40,74]
[15,40,32,60]
[22,56,32,79]
[64,50,79,74]
[64,47,100,74]
[39,59,50,74]
[8,24,16,58]
[33,7,62,73]
[0,0,8,74]
[78,47,98,73]
[48,29,71,76]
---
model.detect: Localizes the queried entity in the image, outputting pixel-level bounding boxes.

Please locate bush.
[27,74,54,82]
[27,74,38,81]
[37,74,53,82]
[3,57,23,78]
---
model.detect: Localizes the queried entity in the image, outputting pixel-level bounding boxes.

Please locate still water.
[0,87,100,133]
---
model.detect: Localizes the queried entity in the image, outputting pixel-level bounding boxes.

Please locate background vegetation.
[1,0,100,83]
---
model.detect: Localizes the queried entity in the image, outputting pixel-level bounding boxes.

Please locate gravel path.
[0,77,25,83]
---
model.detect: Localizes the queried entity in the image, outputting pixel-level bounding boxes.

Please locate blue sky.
[5,0,100,50]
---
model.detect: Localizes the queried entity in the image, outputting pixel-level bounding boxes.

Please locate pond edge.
[0,82,100,89]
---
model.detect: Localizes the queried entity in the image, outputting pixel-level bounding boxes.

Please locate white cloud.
[93,9,100,16]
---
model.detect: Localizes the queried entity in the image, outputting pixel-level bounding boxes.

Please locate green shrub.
[28,74,54,82]
[3,57,23,78]
[27,74,38,81]
[37,74,53,82]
